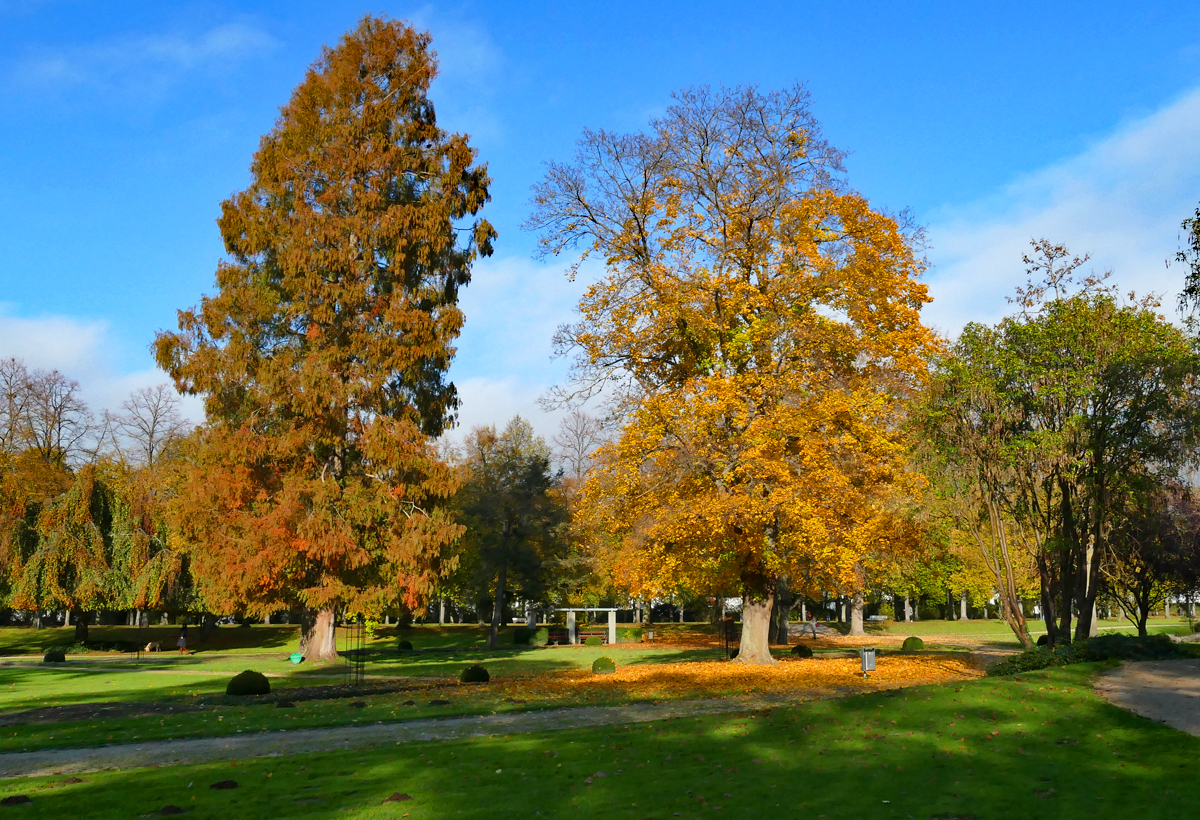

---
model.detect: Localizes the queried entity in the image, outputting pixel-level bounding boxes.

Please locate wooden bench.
[579,629,608,644]
[546,627,570,645]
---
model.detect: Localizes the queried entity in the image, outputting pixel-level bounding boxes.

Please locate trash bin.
[860,646,876,678]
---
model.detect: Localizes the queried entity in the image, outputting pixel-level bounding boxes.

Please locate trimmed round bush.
[398,639,413,651]
[42,648,66,663]
[460,664,490,683]
[226,670,270,696]
[1191,622,1200,634]
[584,636,604,647]
[790,644,813,658]
[1036,634,1049,647]
[592,656,616,674]
[901,636,925,652]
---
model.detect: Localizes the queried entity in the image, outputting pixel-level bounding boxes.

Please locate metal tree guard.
[723,615,740,660]
[342,616,366,687]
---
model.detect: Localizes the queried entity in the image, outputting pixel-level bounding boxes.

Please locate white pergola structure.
[554,607,621,645]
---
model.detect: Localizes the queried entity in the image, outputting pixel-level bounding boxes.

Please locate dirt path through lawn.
[1094,659,1200,736]
[0,693,838,779]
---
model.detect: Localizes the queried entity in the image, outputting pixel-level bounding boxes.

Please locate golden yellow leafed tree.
[527,85,937,663]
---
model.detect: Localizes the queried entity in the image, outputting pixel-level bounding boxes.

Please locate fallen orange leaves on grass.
[484,653,980,703]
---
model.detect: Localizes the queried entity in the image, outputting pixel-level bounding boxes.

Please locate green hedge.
[513,627,549,646]
[617,627,643,642]
[226,670,270,696]
[42,648,66,663]
[986,633,1187,677]
[901,636,925,651]
[584,636,604,647]
[790,644,813,658]
[397,639,413,651]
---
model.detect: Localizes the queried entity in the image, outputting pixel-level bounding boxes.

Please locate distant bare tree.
[115,384,189,467]
[24,370,92,466]
[0,358,32,455]
[552,410,605,482]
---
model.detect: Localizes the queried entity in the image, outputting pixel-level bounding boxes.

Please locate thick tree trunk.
[488,564,507,649]
[770,579,792,644]
[73,610,88,643]
[849,590,865,636]
[299,608,338,662]
[737,590,777,665]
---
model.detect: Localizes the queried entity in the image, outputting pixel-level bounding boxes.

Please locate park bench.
[546,627,570,645]
[867,615,888,622]
[579,628,608,643]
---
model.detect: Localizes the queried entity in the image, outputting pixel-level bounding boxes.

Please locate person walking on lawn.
[177,623,189,655]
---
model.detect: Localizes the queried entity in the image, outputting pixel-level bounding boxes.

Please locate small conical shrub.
[790,644,813,658]
[226,670,270,696]
[591,656,616,674]
[460,664,490,683]
[901,636,924,652]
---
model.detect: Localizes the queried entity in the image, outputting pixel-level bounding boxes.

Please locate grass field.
[1,662,1195,819]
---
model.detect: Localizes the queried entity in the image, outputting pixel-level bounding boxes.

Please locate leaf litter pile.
[465,654,981,705]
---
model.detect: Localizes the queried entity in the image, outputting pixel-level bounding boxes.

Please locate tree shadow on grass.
[7,664,1200,819]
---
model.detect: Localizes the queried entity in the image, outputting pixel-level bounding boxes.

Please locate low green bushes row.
[986,633,1189,676]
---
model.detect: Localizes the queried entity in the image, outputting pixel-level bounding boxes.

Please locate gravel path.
[0,695,805,780]
[1094,659,1200,736]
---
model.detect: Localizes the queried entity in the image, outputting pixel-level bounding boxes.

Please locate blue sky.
[2,1,1200,437]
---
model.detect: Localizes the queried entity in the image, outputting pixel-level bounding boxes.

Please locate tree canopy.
[154,15,494,659]
[528,85,937,662]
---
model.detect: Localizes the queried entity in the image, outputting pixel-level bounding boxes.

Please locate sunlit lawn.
[2,663,1195,820]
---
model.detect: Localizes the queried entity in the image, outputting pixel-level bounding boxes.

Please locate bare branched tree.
[552,410,605,482]
[115,384,189,467]
[0,358,32,455]
[24,370,93,466]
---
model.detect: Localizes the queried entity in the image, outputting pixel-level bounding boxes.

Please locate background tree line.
[5,14,1200,667]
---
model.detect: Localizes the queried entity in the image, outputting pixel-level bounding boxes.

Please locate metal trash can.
[860,646,876,679]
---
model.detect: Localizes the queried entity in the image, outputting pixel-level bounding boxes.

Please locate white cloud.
[8,21,277,96]
[445,254,587,444]
[0,306,201,424]
[924,85,1200,336]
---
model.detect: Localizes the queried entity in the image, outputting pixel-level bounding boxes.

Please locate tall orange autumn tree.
[527,85,936,663]
[155,16,495,660]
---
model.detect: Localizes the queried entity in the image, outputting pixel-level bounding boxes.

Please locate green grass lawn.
[3,663,1196,819]
[0,643,732,753]
[878,616,1194,641]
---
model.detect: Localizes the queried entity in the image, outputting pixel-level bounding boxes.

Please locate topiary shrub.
[592,656,616,674]
[790,644,813,658]
[42,648,66,663]
[1036,634,1049,647]
[460,664,490,683]
[584,636,604,647]
[226,670,270,696]
[398,639,413,651]
[1192,622,1200,634]
[901,636,924,652]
